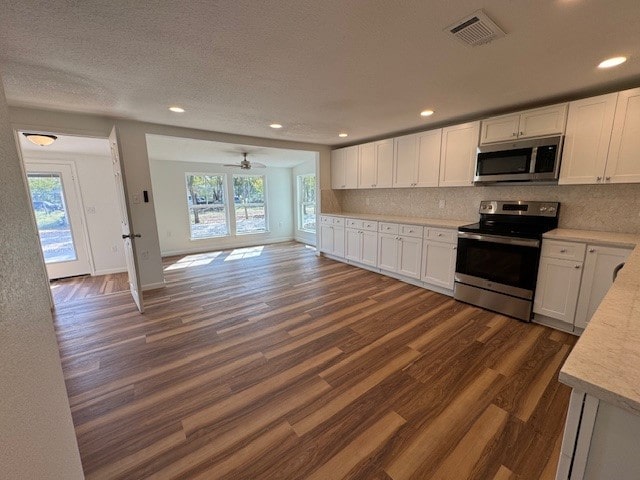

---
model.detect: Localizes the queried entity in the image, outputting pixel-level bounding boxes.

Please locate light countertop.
[549,229,640,415]
[321,212,470,229]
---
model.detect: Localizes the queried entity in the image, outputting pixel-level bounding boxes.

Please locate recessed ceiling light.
[169,106,185,113]
[338,133,348,138]
[270,123,283,129]
[420,110,435,117]
[598,56,627,69]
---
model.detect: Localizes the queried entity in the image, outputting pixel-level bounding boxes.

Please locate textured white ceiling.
[146,135,316,168]
[2,1,640,145]
[18,132,110,157]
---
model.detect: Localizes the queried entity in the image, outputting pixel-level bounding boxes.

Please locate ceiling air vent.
[447,10,506,46]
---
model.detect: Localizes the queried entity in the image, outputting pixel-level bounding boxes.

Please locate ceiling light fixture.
[420,110,435,117]
[23,133,57,146]
[270,123,283,129]
[169,106,185,113]
[598,56,627,69]
[338,133,348,138]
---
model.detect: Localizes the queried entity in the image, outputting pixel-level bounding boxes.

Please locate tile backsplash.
[333,183,640,233]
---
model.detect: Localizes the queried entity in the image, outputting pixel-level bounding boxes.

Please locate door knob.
[122,233,141,239]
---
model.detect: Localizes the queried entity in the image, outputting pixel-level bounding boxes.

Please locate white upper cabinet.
[359,139,393,188]
[393,129,441,188]
[480,103,568,144]
[439,121,480,187]
[559,93,618,185]
[605,87,640,183]
[331,145,358,189]
[560,88,640,185]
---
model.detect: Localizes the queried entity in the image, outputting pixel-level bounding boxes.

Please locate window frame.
[184,172,230,240]
[231,173,268,235]
[297,173,316,233]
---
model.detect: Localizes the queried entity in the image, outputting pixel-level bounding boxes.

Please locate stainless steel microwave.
[474,135,564,184]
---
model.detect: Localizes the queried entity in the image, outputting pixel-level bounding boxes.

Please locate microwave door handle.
[529,146,538,174]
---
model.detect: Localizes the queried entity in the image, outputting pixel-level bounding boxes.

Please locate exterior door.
[26,162,92,279]
[109,126,144,313]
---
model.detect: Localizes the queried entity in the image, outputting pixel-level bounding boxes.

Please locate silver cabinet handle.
[605,176,611,181]
[512,132,517,137]
[437,233,443,237]
[596,176,602,181]
[589,248,596,253]
[574,265,581,269]
[560,248,567,253]
[453,246,457,250]
[520,131,525,136]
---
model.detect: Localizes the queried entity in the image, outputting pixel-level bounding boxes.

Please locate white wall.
[24,153,127,275]
[292,159,317,246]
[0,81,84,478]
[150,159,294,255]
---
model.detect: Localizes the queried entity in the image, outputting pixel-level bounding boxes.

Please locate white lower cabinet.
[345,219,378,267]
[574,245,631,329]
[422,240,457,289]
[377,223,423,280]
[319,215,345,258]
[534,239,632,333]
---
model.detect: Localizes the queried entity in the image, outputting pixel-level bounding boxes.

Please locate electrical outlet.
[86,206,96,214]
[132,193,141,204]
[141,250,149,260]
[439,199,446,209]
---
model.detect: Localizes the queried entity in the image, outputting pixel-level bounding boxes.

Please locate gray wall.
[337,183,640,233]
[0,82,83,477]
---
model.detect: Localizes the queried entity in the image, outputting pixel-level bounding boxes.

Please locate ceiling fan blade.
[223,163,241,167]
[251,163,267,168]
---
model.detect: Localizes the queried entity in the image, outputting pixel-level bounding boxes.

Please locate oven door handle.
[457,232,540,248]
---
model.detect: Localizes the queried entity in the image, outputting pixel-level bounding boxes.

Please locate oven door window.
[456,237,540,291]
[476,148,532,176]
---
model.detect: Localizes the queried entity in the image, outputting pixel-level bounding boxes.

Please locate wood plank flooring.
[51,272,129,304]
[53,242,576,479]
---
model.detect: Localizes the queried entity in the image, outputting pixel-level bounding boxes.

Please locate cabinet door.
[374,139,394,188]
[358,142,376,188]
[480,114,520,144]
[333,227,345,258]
[361,230,378,267]
[559,93,617,185]
[320,224,335,253]
[574,246,632,329]
[330,149,346,189]
[415,129,441,187]
[378,233,398,272]
[422,240,456,289]
[397,236,422,279]
[343,145,359,189]
[439,121,480,187]
[533,256,583,324]
[605,87,640,183]
[393,133,418,187]
[518,103,568,138]
[344,228,361,262]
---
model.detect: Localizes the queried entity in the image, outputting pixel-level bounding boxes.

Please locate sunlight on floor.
[224,246,265,261]
[164,251,223,271]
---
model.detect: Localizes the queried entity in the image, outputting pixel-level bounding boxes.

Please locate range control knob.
[548,207,556,212]
[540,206,547,212]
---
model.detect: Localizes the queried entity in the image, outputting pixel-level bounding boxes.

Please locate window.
[185,174,228,239]
[297,174,316,233]
[233,175,267,234]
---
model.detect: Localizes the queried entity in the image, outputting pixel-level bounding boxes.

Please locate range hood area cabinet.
[560,87,640,185]
[479,103,568,145]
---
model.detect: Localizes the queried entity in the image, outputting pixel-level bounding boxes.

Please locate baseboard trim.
[93,267,127,276]
[142,281,166,291]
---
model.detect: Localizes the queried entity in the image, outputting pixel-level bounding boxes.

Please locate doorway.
[25,162,92,279]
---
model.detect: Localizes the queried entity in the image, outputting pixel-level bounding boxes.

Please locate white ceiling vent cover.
[447,10,506,46]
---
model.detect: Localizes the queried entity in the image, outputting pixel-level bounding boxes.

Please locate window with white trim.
[233,174,267,234]
[297,174,316,233]
[185,173,229,239]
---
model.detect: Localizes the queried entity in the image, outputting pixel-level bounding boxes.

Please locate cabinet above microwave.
[480,103,568,145]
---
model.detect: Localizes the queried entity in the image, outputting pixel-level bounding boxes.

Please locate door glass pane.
[27,173,78,263]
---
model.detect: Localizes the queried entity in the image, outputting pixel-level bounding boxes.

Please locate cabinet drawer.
[346,218,362,229]
[425,227,457,244]
[399,224,424,238]
[362,220,378,232]
[541,240,586,262]
[379,222,399,234]
[332,217,345,226]
[320,215,333,224]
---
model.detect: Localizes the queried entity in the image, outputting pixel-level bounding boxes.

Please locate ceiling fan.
[223,152,266,170]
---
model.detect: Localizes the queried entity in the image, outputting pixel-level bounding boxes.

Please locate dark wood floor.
[53,242,576,479]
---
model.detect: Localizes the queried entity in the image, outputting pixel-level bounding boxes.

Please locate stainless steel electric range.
[454,200,560,321]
